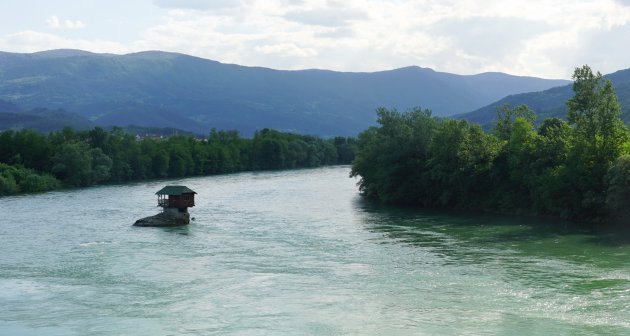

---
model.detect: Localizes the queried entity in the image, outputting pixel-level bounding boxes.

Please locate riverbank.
[351,67,630,225]
[0,127,357,196]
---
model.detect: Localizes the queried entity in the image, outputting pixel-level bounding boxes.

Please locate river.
[1,166,628,335]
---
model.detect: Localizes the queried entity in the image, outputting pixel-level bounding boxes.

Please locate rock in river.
[134,211,190,227]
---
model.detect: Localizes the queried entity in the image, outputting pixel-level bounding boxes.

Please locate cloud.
[429,17,549,60]
[3,0,630,79]
[255,43,317,58]
[46,15,60,28]
[315,27,356,39]
[46,15,85,29]
[153,0,244,11]
[284,7,368,27]
[0,30,126,53]
[572,22,630,75]
[64,20,85,29]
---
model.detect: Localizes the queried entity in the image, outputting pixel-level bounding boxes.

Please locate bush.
[0,173,19,195]
[19,173,61,193]
[0,163,61,195]
[606,155,630,220]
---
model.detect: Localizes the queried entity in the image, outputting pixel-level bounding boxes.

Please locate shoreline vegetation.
[351,65,630,225]
[2,65,629,226]
[0,127,357,196]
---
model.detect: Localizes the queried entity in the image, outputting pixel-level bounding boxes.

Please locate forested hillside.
[0,100,94,132]
[0,49,568,136]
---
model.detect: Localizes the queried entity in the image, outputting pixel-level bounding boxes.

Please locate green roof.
[156,185,197,196]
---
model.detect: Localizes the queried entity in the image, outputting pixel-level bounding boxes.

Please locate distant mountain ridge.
[457,68,630,127]
[0,99,94,132]
[0,49,569,136]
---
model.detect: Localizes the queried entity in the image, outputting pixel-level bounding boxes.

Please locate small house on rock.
[156,186,197,214]
[134,185,197,227]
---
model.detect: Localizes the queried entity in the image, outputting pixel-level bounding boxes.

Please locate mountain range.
[457,68,630,127]
[0,49,568,136]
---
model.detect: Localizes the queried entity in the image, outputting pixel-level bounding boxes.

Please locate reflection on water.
[0,166,628,335]
[357,199,630,334]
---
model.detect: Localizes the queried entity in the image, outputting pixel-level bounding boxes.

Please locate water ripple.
[0,167,628,335]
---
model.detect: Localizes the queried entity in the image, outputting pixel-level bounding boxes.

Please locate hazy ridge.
[0,49,568,136]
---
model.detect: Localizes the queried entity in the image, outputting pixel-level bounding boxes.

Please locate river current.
[1,166,628,335]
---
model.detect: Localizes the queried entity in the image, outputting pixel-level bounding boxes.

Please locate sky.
[1,0,630,79]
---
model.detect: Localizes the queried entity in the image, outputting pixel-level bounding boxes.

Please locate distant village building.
[156,185,196,214]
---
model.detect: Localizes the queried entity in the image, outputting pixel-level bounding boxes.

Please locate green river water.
[0,166,628,335]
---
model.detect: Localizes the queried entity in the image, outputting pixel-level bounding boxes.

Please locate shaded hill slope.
[0,99,94,132]
[457,68,630,127]
[0,49,568,136]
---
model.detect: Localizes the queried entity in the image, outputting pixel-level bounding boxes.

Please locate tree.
[535,118,572,169]
[88,127,108,149]
[90,148,113,183]
[606,155,630,221]
[427,119,468,206]
[151,149,170,178]
[457,124,501,206]
[351,107,437,203]
[567,65,627,162]
[0,164,19,195]
[51,142,93,186]
[494,104,536,141]
[350,127,380,199]
[332,137,357,164]
[528,118,572,215]
[51,142,112,187]
[564,65,628,220]
[167,143,193,177]
[103,128,139,181]
[503,118,538,209]
[258,138,287,169]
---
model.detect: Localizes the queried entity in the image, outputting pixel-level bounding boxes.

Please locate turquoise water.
[1,166,628,335]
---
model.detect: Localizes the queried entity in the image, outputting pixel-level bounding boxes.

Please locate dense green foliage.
[0,163,60,195]
[352,66,630,223]
[0,50,566,136]
[0,126,356,195]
